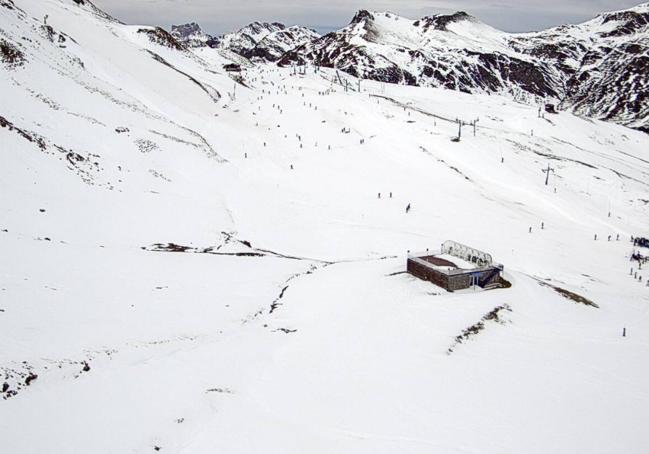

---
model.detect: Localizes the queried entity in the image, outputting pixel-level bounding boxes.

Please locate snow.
[1,1,649,453]
[436,253,479,270]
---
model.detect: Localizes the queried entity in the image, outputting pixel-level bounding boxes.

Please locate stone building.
[407,241,505,292]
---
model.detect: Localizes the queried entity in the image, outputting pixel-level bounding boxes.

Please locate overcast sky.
[91,0,644,35]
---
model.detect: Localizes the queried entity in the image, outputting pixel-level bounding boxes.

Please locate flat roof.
[408,251,501,276]
[419,253,480,271]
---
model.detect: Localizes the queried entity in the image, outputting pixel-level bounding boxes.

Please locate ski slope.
[1,1,649,453]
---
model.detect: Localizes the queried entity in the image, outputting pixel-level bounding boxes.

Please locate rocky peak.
[599,9,649,37]
[350,10,375,25]
[171,22,203,40]
[244,21,285,36]
[168,22,214,48]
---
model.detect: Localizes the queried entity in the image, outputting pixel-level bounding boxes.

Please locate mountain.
[170,22,218,48]
[245,25,320,61]
[212,21,320,61]
[2,1,649,453]
[278,6,649,132]
[214,21,285,56]
[170,20,320,62]
[514,4,649,132]
[278,10,561,95]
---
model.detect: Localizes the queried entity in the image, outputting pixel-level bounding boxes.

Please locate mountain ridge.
[272,6,649,132]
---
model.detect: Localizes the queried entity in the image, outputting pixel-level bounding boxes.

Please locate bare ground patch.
[447,304,512,354]
[537,280,599,308]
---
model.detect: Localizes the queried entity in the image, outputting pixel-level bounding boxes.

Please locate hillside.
[1,1,649,453]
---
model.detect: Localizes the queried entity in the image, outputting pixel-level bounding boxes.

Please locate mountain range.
[171,5,649,132]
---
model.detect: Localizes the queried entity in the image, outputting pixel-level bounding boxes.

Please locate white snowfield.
[1,1,648,453]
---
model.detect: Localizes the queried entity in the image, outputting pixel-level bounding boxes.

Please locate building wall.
[407,259,448,289]
[407,259,502,292]
[448,274,472,292]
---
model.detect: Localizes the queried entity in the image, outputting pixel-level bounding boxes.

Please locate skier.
[406,203,411,214]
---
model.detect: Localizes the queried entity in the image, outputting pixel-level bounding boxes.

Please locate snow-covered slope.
[1,1,649,453]
[279,6,649,132]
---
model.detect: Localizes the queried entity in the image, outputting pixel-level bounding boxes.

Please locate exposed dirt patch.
[0,115,46,149]
[137,28,186,51]
[274,328,297,334]
[270,285,289,313]
[447,304,512,354]
[0,116,103,184]
[0,39,25,68]
[143,242,265,257]
[537,280,599,308]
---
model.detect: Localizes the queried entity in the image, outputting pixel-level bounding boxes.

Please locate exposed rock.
[170,22,215,48]
[0,39,25,68]
[199,21,320,62]
[24,372,38,386]
[137,27,186,51]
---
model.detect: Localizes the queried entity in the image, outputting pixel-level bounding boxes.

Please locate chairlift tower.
[543,163,555,186]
